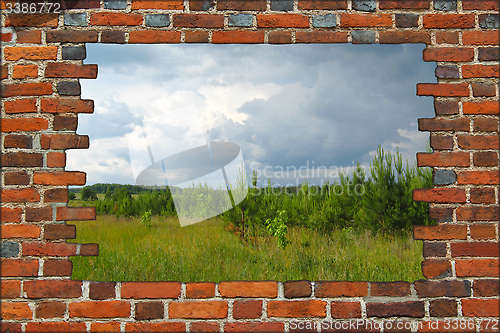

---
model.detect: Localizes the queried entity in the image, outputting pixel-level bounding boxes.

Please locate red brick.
[0,259,38,277]
[298,0,347,10]
[90,13,143,26]
[90,322,121,332]
[258,14,309,28]
[413,188,466,203]
[25,322,86,333]
[1,188,40,202]
[1,224,41,238]
[470,187,496,204]
[135,301,164,320]
[131,0,184,9]
[189,0,214,10]
[45,63,98,79]
[463,31,499,45]
[218,281,277,298]
[296,31,348,43]
[47,152,66,168]
[1,118,49,132]
[462,299,499,317]
[17,30,42,43]
[414,225,467,240]
[1,82,53,98]
[379,31,430,44]
[284,280,312,298]
[2,32,13,42]
[379,1,429,9]
[233,300,262,319]
[423,14,474,28]
[125,322,186,332]
[416,83,469,97]
[47,30,98,43]
[129,31,181,43]
[36,301,66,318]
[451,242,499,257]
[315,282,368,297]
[80,243,99,256]
[421,259,452,279]
[121,281,181,298]
[25,206,52,222]
[366,301,424,318]
[190,322,219,332]
[41,99,94,114]
[470,224,497,240]
[0,302,33,320]
[186,282,215,298]
[89,282,116,300]
[69,300,130,318]
[212,31,265,44]
[173,14,223,28]
[43,259,73,276]
[40,134,89,149]
[269,31,292,44]
[23,242,77,256]
[56,207,96,221]
[330,301,361,318]
[418,117,470,132]
[0,322,21,332]
[435,31,459,44]
[463,101,499,115]
[430,135,453,150]
[24,280,82,298]
[417,152,470,167]
[1,207,22,223]
[5,13,58,27]
[1,280,21,298]
[4,46,57,61]
[341,13,392,28]
[457,171,499,185]
[169,300,227,319]
[34,171,86,186]
[4,135,32,149]
[217,0,266,11]
[185,31,209,43]
[462,0,499,10]
[268,300,326,318]
[224,322,284,332]
[44,224,77,240]
[4,99,38,113]
[371,282,411,297]
[423,48,474,62]
[457,207,499,221]
[12,64,38,79]
[45,188,69,203]
[474,279,499,297]
[456,259,499,277]
[474,118,499,132]
[462,65,500,78]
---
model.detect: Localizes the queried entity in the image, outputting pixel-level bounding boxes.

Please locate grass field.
[69,215,424,282]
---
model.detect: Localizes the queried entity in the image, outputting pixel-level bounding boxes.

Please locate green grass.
[69,215,424,282]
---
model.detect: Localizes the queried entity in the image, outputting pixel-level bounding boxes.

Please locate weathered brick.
[474,279,499,297]
[430,135,453,150]
[45,187,69,202]
[185,31,209,43]
[341,13,392,27]
[1,152,43,167]
[1,188,40,202]
[104,0,127,9]
[284,281,312,298]
[64,13,88,27]
[233,300,262,319]
[145,14,170,27]
[366,301,424,318]
[371,282,411,297]
[463,1,499,10]
[36,301,66,319]
[417,152,470,167]
[1,259,39,277]
[268,31,292,44]
[312,14,336,28]
[462,299,499,317]
[456,259,499,277]
[298,0,347,9]
[329,301,361,319]
[5,46,57,61]
[395,13,419,28]
[423,242,447,257]
[131,0,184,10]
[135,301,164,320]
[474,118,499,132]
[4,99,38,114]
[47,30,98,43]
[1,82,53,98]
[43,259,73,276]
[185,282,215,298]
[17,30,42,43]
[463,101,499,115]
[451,243,499,257]
[429,299,457,317]
[225,322,284,332]
[296,31,348,43]
[470,224,496,240]
[434,0,457,11]
[479,14,500,29]
[101,30,126,44]
[44,224,76,240]
[268,300,326,318]
[173,14,223,28]
[41,134,89,149]
[219,281,277,298]
[423,14,474,28]
[62,46,86,60]
[60,0,101,9]
[315,282,368,297]
[228,14,253,27]
[90,12,143,26]
[218,0,266,11]
[13,64,38,79]
[379,31,430,44]
[471,82,497,97]
[25,206,52,222]
[34,171,86,186]
[45,63,98,79]
[479,47,500,61]
[1,241,20,258]
[169,301,228,319]
[57,81,81,96]
[434,100,458,115]
[429,207,453,222]
[121,281,181,298]
[379,1,429,9]
[53,116,77,131]
[353,0,376,11]
[414,225,467,240]
[413,188,465,203]
[352,30,376,44]
[457,170,499,185]
[89,282,116,300]
[69,300,131,318]
[415,280,471,297]
[190,0,215,11]
[5,13,58,27]
[4,135,32,149]
[421,259,452,278]
[423,48,474,62]
[473,151,498,167]
[435,66,459,79]
[257,14,309,28]
[433,170,456,185]
[129,31,181,44]
[457,206,499,221]
[418,117,469,132]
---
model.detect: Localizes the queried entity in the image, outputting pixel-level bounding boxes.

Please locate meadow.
[69,215,424,282]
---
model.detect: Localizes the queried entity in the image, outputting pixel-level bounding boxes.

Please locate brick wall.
[1,0,498,331]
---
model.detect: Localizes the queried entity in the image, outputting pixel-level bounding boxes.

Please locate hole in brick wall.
[67,43,436,282]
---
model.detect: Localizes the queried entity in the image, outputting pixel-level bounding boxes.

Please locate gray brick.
[62,46,86,60]
[228,14,253,27]
[433,170,457,185]
[64,13,87,27]
[271,0,293,11]
[479,14,499,29]
[353,0,376,12]
[395,14,418,28]
[312,14,336,28]
[104,0,127,9]
[352,30,376,44]
[57,81,81,96]
[1,242,20,258]
[434,0,457,11]
[145,14,170,27]
[435,66,459,79]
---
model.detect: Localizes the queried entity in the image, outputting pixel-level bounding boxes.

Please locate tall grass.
[69,215,424,282]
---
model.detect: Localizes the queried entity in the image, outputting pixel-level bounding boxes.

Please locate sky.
[68,43,436,187]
